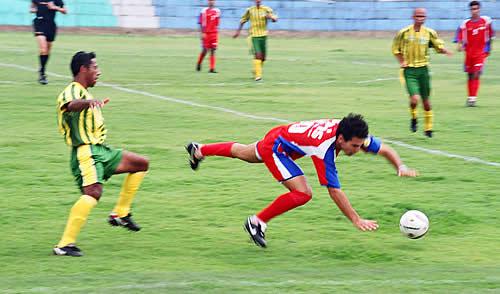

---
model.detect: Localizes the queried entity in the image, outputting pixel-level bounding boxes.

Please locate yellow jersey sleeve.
[266,7,275,18]
[57,82,81,111]
[428,28,444,52]
[240,8,250,23]
[392,29,405,55]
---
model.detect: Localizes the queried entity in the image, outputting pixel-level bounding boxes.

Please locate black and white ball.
[399,210,429,239]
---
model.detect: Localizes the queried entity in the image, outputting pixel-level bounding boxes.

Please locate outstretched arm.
[376,143,418,177]
[233,22,245,38]
[47,1,67,14]
[327,187,378,231]
[65,98,109,112]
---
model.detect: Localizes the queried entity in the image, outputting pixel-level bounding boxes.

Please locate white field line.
[5,277,499,293]
[1,62,499,167]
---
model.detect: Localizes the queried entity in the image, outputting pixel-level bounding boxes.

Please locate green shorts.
[251,36,267,56]
[404,66,431,100]
[70,144,123,188]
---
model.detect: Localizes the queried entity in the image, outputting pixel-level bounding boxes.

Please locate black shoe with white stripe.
[185,142,203,170]
[108,213,141,232]
[53,244,83,257]
[244,216,267,248]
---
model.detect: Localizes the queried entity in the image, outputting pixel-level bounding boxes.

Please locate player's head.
[255,0,262,6]
[336,113,369,156]
[469,1,481,18]
[70,51,100,87]
[208,0,215,8]
[412,8,427,26]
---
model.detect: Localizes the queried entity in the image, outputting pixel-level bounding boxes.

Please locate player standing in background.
[196,0,221,73]
[186,114,417,248]
[455,1,495,107]
[392,8,452,138]
[30,0,67,85]
[53,51,149,256]
[233,0,277,81]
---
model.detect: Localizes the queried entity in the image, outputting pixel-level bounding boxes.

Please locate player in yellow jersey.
[53,51,149,256]
[392,8,452,138]
[233,0,278,81]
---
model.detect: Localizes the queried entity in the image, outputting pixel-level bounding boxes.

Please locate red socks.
[257,191,312,223]
[197,52,206,65]
[210,54,216,70]
[468,78,480,97]
[200,142,235,157]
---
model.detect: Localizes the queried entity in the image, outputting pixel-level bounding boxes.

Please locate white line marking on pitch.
[1,62,498,167]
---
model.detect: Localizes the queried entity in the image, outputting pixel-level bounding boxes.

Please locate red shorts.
[464,54,486,73]
[202,33,218,49]
[256,126,304,182]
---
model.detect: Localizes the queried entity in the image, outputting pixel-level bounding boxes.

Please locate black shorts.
[33,19,57,42]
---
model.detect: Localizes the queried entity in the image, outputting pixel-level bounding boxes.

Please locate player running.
[186,114,417,248]
[233,0,278,81]
[196,0,221,73]
[392,8,452,138]
[455,1,495,107]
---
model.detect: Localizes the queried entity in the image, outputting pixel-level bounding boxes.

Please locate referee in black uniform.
[30,1,67,84]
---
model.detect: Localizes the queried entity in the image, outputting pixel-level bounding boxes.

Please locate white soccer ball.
[399,210,429,239]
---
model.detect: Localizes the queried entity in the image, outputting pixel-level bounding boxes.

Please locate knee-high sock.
[424,110,433,131]
[253,59,262,78]
[57,195,97,247]
[209,53,216,70]
[113,171,147,217]
[410,107,418,119]
[471,79,480,97]
[200,142,235,157]
[197,52,206,65]
[257,191,312,223]
[39,54,49,74]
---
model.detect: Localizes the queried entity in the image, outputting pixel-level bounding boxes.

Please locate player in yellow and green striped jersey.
[53,51,150,257]
[392,8,452,138]
[233,0,278,81]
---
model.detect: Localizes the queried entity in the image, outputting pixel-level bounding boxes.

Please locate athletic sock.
[112,171,147,217]
[40,54,49,74]
[471,79,480,97]
[253,59,262,78]
[197,52,206,65]
[57,195,97,248]
[200,142,235,157]
[467,79,473,97]
[209,54,216,70]
[256,191,312,223]
[424,110,433,131]
[410,107,418,120]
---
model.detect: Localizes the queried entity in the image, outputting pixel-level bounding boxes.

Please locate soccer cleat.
[208,69,218,73]
[466,99,477,107]
[185,142,203,170]
[410,119,417,133]
[424,130,433,138]
[38,74,48,85]
[53,244,83,257]
[244,216,267,248]
[108,213,141,232]
[255,77,262,82]
[196,64,201,72]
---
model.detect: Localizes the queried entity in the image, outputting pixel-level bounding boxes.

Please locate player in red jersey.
[186,114,417,248]
[455,1,495,106]
[196,0,221,73]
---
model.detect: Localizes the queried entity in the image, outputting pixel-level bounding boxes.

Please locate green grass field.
[0,31,499,293]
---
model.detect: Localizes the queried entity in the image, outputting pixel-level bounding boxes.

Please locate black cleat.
[185,142,203,170]
[108,213,141,232]
[410,118,417,133]
[53,244,83,257]
[244,216,267,248]
[208,69,218,73]
[38,73,48,85]
[196,64,201,72]
[424,130,433,138]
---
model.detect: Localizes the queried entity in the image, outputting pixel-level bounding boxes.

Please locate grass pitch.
[0,31,499,293]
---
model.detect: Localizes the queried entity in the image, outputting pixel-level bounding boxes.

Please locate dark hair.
[336,113,369,141]
[469,1,480,7]
[70,51,96,77]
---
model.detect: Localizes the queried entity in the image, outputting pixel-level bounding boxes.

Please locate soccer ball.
[399,210,429,239]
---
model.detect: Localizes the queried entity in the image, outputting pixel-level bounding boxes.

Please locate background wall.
[2,0,499,30]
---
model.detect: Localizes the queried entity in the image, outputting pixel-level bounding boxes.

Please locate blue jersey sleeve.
[312,148,341,189]
[362,135,381,154]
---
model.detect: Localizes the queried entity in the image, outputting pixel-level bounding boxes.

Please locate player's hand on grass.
[353,219,379,231]
[397,165,418,177]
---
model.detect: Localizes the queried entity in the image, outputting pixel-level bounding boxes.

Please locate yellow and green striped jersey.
[56,82,107,147]
[392,25,445,67]
[240,5,275,37]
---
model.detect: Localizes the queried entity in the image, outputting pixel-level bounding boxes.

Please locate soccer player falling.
[455,1,495,107]
[196,0,221,73]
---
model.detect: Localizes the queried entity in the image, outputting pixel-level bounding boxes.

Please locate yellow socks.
[424,110,433,131]
[410,107,418,120]
[112,172,147,217]
[253,59,262,79]
[57,195,97,248]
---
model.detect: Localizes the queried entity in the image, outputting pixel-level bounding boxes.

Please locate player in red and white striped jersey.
[196,0,221,73]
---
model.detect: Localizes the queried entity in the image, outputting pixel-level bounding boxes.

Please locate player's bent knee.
[291,190,312,206]
[82,184,103,200]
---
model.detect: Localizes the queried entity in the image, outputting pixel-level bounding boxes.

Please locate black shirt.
[33,0,64,22]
